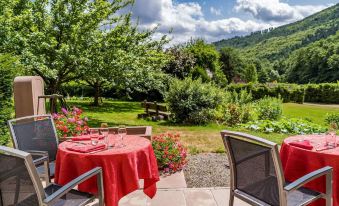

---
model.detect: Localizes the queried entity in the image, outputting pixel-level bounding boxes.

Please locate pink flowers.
[152,133,188,174]
[53,107,89,138]
[61,108,68,115]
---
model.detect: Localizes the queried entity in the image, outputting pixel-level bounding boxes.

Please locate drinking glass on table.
[100,124,109,146]
[90,128,100,145]
[326,123,337,148]
[118,125,127,147]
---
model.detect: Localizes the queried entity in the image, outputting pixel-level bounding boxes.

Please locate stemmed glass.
[118,125,127,147]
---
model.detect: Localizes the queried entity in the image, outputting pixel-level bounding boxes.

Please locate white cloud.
[128,0,330,45]
[235,0,328,23]
[130,0,271,44]
[210,7,222,16]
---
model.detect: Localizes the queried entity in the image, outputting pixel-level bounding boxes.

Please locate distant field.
[68,100,337,153]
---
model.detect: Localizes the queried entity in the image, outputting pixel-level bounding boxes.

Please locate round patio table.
[54,135,159,206]
[280,135,339,206]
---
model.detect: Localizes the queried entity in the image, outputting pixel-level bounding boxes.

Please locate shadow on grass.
[87,117,140,127]
[68,100,142,113]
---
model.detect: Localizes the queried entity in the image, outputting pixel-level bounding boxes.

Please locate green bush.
[255,97,283,120]
[217,90,256,126]
[243,118,326,134]
[0,54,16,145]
[165,78,223,124]
[325,113,339,128]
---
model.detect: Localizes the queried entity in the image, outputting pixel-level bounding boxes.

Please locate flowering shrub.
[152,133,188,173]
[53,107,89,138]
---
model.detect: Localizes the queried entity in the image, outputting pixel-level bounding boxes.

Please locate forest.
[214,3,339,84]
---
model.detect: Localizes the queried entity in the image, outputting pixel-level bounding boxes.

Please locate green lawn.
[283,103,339,125]
[68,100,338,153]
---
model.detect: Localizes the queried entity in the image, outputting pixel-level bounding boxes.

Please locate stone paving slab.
[118,188,249,206]
[139,171,187,189]
[157,171,187,189]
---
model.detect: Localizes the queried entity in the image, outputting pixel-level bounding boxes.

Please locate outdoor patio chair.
[221,130,333,206]
[8,115,58,184]
[0,145,104,206]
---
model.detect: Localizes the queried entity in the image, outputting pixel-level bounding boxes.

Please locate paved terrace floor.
[88,171,249,206]
[119,187,249,206]
[44,168,249,206]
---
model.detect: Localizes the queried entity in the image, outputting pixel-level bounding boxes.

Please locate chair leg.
[325,171,333,206]
[44,161,51,185]
[97,171,104,206]
[229,190,234,206]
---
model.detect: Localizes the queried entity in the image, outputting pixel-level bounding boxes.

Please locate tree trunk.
[45,80,62,113]
[93,82,100,106]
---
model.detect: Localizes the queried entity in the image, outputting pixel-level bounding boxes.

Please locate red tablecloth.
[55,135,159,206]
[280,135,339,206]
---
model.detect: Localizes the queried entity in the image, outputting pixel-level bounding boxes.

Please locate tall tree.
[185,39,228,86]
[0,53,18,145]
[83,16,170,105]
[162,46,195,79]
[219,47,243,83]
[0,0,132,94]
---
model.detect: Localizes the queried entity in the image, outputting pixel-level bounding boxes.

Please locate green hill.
[213,4,339,83]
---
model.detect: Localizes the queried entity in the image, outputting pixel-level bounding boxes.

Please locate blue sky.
[178,0,337,20]
[129,0,338,44]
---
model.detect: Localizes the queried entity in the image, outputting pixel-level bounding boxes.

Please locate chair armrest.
[33,155,49,166]
[26,150,49,157]
[43,167,103,204]
[25,150,49,165]
[284,166,332,192]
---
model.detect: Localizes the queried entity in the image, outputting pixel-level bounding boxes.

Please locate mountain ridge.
[214,3,339,51]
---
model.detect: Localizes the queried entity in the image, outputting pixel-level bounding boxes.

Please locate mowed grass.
[283,103,339,125]
[68,100,338,153]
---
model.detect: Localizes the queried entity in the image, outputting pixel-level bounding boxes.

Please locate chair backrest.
[0,146,45,206]
[89,126,152,140]
[221,131,285,206]
[8,115,59,161]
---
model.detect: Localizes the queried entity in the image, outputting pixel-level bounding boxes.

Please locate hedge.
[226,83,305,103]
[304,83,339,104]
[63,81,339,104]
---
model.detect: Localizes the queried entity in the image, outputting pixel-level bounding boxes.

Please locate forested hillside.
[213,3,339,84]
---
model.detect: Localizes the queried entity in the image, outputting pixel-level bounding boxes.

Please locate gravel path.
[183,153,230,188]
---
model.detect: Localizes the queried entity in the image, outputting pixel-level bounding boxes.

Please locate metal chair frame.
[221,130,333,206]
[0,145,104,206]
[8,114,59,183]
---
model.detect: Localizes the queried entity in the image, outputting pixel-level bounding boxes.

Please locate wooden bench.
[140,101,170,120]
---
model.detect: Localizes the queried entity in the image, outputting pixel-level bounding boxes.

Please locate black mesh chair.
[221,130,333,206]
[8,115,59,183]
[0,145,104,206]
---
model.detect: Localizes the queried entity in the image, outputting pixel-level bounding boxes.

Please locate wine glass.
[118,125,127,147]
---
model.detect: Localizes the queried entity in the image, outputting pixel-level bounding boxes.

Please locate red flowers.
[53,107,89,138]
[152,133,188,173]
